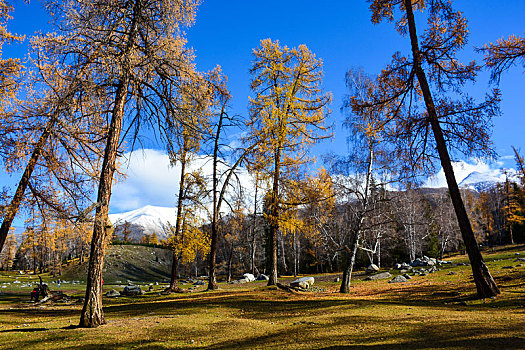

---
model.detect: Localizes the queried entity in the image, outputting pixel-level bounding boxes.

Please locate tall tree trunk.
[0,117,55,251]
[207,221,219,290]
[168,156,187,291]
[404,0,499,298]
[340,231,360,293]
[250,179,258,276]
[169,252,179,288]
[267,148,281,286]
[227,244,234,282]
[79,0,141,327]
[339,145,374,293]
[79,77,128,327]
[207,106,224,291]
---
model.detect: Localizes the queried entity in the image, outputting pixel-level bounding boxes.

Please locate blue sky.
[2,1,525,223]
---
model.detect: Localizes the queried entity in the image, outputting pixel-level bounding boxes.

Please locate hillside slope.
[61,245,173,283]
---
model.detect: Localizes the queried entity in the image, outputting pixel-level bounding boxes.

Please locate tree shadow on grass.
[0,327,49,333]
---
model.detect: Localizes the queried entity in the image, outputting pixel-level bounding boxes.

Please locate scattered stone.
[193,280,206,286]
[447,271,456,275]
[242,273,256,282]
[257,274,269,281]
[365,264,380,274]
[502,266,514,269]
[515,258,525,262]
[403,274,412,280]
[334,277,340,282]
[516,264,523,267]
[389,275,408,283]
[394,263,402,270]
[364,272,392,281]
[122,286,143,296]
[438,260,452,265]
[410,258,424,267]
[290,277,315,289]
[236,278,249,284]
[105,289,120,298]
[427,266,438,273]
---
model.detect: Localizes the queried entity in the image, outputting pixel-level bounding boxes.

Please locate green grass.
[0,245,524,349]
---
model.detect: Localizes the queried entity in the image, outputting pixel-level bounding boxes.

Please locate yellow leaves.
[247,38,331,175]
[164,206,210,264]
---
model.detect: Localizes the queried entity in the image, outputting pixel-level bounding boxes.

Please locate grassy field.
[0,246,524,349]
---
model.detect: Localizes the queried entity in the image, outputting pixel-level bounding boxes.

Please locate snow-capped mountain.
[109,205,177,242]
[458,169,519,191]
[425,160,519,191]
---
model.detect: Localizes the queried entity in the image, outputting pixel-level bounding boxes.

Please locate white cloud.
[109,148,257,215]
[110,149,180,212]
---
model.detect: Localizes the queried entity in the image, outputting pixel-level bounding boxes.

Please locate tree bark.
[168,252,179,290]
[168,156,187,291]
[404,0,499,298]
[267,148,281,286]
[207,104,224,291]
[340,231,360,293]
[0,117,56,251]
[79,77,128,327]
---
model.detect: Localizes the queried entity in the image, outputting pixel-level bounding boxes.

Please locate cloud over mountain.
[424,159,517,190]
[109,148,256,215]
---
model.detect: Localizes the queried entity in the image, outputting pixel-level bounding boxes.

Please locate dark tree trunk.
[340,231,361,293]
[404,0,499,298]
[250,181,259,276]
[0,117,55,251]
[79,0,141,327]
[227,244,234,282]
[79,77,128,328]
[207,222,219,290]
[267,149,280,286]
[207,106,224,291]
[168,156,187,292]
[168,252,179,291]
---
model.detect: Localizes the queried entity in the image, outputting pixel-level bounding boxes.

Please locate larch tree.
[480,34,525,83]
[355,0,500,297]
[0,1,28,251]
[206,70,259,290]
[245,39,332,286]
[0,5,108,254]
[335,68,394,293]
[36,0,203,327]
[165,77,210,292]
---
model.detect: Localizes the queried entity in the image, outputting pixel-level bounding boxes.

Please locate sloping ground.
[61,245,173,283]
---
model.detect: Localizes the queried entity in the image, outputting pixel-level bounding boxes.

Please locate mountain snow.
[458,169,518,191]
[424,160,518,190]
[109,205,177,242]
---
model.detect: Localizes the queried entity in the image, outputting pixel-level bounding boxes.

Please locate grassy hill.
[61,244,173,283]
